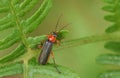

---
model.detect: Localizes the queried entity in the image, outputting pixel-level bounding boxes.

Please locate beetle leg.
[37,44,42,49]
[37,40,45,49]
[51,52,61,73]
[56,40,61,46]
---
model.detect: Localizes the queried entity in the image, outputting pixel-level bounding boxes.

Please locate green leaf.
[103,0,120,33]
[96,54,120,65]
[0,14,12,25]
[2,0,88,78]
[104,15,115,22]
[97,0,120,78]
[28,58,80,78]
[24,0,52,33]
[0,62,23,77]
[99,70,120,78]
[18,0,40,17]
[28,35,47,48]
[12,0,22,5]
[103,0,116,4]
[105,24,120,33]
[0,7,9,13]
[0,0,52,55]
[0,31,20,50]
[102,5,115,12]
[104,41,120,52]
[0,0,52,77]
[0,0,52,50]
[0,44,26,63]
[0,21,15,31]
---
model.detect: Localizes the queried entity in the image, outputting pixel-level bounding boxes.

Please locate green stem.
[23,60,28,78]
[9,0,28,47]
[22,48,35,78]
[54,33,120,50]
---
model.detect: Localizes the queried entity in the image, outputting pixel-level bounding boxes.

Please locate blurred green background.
[0,0,111,78]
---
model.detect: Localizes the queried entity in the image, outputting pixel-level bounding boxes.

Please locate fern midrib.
[23,60,28,78]
[22,49,37,78]
[8,0,28,47]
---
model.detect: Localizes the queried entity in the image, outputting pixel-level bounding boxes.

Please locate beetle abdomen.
[38,40,53,65]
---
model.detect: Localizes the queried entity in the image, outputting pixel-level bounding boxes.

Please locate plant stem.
[22,48,37,78]
[22,48,31,78]
[23,60,28,78]
[54,33,120,50]
[9,0,28,47]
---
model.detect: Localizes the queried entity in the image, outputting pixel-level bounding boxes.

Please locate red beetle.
[38,15,70,73]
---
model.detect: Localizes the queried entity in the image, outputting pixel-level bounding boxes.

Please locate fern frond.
[0,62,23,77]
[0,0,52,51]
[0,0,53,77]
[0,31,20,50]
[97,54,120,65]
[0,44,26,63]
[12,0,22,5]
[28,58,80,78]
[0,14,13,26]
[103,0,120,33]
[0,7,9,13]
[0,0,52,48]
[0,21,15,31]
[99,70,120,78]
[19,0,39,17]
[105,41,120,52]
[0,0,83,77]
[102,5,115,12]
[97,0,120,78]
[103,0,116,4]
[24,0,52,33]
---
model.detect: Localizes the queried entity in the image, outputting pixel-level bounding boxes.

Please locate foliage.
[0,0,80,78]
[96,0,120,78]
[1,0,120,78]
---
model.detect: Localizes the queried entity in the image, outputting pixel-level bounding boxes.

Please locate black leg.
[51,52,61,73]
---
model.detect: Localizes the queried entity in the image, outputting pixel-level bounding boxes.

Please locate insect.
[38,15,70,73]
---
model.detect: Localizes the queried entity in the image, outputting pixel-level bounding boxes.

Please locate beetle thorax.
[48,34,56,43]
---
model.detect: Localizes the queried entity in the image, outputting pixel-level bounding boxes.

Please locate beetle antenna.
[58,23,71,32]
[55,15,63,31]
